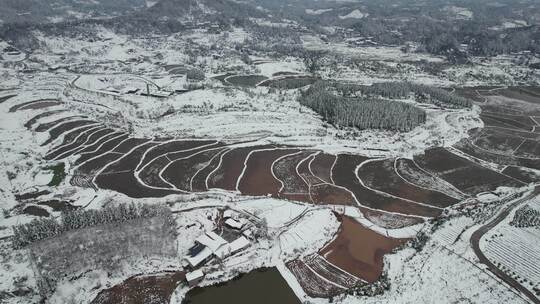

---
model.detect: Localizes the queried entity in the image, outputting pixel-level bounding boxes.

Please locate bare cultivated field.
[91,272,185,304]
[414,147,524,195]
[319,216,407,283]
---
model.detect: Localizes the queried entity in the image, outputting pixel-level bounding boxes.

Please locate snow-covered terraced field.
[3,81,540,301]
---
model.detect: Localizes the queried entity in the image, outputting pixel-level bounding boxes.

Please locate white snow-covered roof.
[223,209,234,218]
[242,229,253,238]
[185,247,212,267]
[186,269,204,282]
[196,231,228,252]
[213,243,232,259]
[225,218,243,229]
[230,236,250,252]
[213,236,250,259]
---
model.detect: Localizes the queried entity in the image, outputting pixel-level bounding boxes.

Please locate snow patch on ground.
[339,9,367,19]
[306,9,334,15]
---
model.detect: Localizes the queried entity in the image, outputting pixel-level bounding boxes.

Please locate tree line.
[12,203,175,249]
[299,81,427,132]
[333,81,473,108]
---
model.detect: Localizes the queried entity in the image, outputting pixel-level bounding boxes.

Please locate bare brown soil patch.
[333,154,441,217]
[74,135,129,165]
[310,153,336,184]
[22,205,50,217]
[162,147,228,191]
[207,145,275,191]
[42,120,98,146]
[191,149,230,192]
[91,272,185,304]
[24,110,67,129]
[311,184,356,206]
[238,148,300,196]
[319,216,407,283]
[359,159,457,208]
[414,147,524,194]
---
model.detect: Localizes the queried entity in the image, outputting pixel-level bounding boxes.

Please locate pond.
[183,267,300,304]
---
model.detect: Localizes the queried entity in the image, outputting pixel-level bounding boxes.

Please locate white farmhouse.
[186,269,205,287]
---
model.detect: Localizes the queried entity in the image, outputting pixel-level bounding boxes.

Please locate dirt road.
[470,186,539,304]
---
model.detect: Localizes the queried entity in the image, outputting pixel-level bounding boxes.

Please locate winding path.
[470,186,540,304]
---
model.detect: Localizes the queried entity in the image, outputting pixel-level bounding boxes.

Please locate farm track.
[470,186,540,304]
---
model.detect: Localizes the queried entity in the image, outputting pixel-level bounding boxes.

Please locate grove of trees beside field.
[12,203,175,249]
[334,81,473,108]
[299,81,427,132]
[299,80,473,132]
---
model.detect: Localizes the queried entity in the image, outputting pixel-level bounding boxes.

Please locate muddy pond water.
[183,267,300,304]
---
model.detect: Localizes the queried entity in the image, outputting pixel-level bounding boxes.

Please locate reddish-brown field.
[74,135,129,165]
[91,272,185,304]
[414,147,524,194]
[273,151,313,200]
[161,147,228,191]
[319,216,407,283]
[191,148,230,192]
[309,153,335,184]
[333,154,442,217]
[358,159,457,208]
[45,126,103,160]
[137,140,218,170]
[207,145,275,191]
[238,148,300,196]
[310,184,356,206]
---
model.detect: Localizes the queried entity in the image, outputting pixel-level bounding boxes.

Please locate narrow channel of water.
[183,267,300,304]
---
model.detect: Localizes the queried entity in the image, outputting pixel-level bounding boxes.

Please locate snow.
[214,236,250,259]
[196,231,228,252]
[305,9,333,15]
[229,236,250,252]
[235,198,308,228]
[255,59,305,78]
[490,20,529,31]
[303,35,445,64]
[186,247,213,268]
[225,218,243,229]
[186,269,204,282]
[223,209,234,218]
[339,9,367,20]
[480,195,540,296]
[278,208,339,259]
[444,6,473,20]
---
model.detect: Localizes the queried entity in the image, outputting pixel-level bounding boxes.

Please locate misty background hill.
[0,0,538,60]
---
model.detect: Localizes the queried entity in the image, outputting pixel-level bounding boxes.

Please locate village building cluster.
[183,209,254,287]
